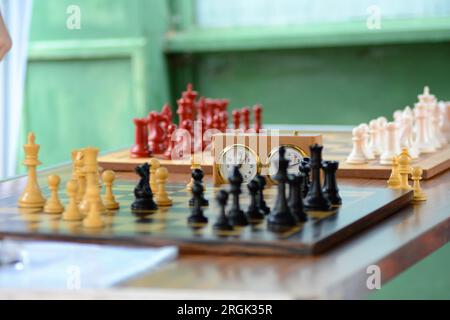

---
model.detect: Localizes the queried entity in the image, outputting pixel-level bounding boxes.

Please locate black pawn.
[322,160,342,206]
[288,174,307,223]
[131,163,157,211]
[213,190,233,231]
[303,144,331,211]
[254,174,270,215]
[188,181,208,224]
[245,180,265,222]
[268,147,298,229]
[189,168,209,206]
[227,166,249,226]
[299,159,311,198]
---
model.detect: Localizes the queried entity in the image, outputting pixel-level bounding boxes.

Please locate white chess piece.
[399,115,419,159]
[377,116,388,154]
[368,119,381,156]
[418,86,441,149]
[439,101,450,142]
[403,106,413,118]
[380,122,399,165]
[346,126,368,164]
[359,123,375,160]
[428,102,442,149]
[433,101,447,146]
[413,101,435,153]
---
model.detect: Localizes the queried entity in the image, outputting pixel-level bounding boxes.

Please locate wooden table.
[1,160,449,299]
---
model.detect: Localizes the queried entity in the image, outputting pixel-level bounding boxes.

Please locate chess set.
[3,85,447,257]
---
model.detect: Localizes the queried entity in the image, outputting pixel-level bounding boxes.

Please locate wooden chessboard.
[99,131,450,180]
[0,178,412,256]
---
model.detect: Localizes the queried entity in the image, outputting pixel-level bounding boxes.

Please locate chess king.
[18,133,46,208]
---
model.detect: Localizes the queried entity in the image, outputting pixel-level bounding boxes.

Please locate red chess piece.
[241,107,250,132]
[163,123,177,159]
[219,99,229,112]
[177,98,191,127]
[212,114,221,130]
[253,104,262,133]
[182,83,198,104]
[161,103,172,123]
[131,117,151,158]
[232,110,240,130]
[219,111,228,132]
[148,112,168,155]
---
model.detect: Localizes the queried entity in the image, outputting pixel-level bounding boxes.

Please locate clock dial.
[219,145,259,183]
[268,146,305,178]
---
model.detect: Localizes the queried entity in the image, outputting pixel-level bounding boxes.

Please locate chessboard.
[0,179,412,257]
[98,131,450,180]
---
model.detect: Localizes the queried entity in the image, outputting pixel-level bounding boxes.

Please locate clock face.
[219,145,259,183]
[268,146,305,178]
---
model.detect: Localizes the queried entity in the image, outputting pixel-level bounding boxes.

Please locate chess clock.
[212,131,322,185]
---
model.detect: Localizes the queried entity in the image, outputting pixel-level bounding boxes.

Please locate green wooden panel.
[368,242,450,299]
[170,43,450,125]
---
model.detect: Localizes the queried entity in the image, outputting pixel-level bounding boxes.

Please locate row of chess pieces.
[130,83,263,159]
[188,144,344,231]
[346,86,450,165]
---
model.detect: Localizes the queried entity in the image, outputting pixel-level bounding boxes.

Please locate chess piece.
[228,165,249,226]
[188,181,208,224]
[322,160,342,206]
[245,180,264,222]
[304,144,331,211]
[368,120,381,156]
[155,167,172,206]
[130,117,151,158]
[131,163,158,211]
[397,148,412,190]
[83,147,105,228]
[359,123,375,160]
[439,101,450,141]
[268,147,298,229]
[186,155,200,191]
[288,174,307,222]
[346,126,367,164]
[18,133,46,208]
[149,158,160,192]
[419,87,441,150]
[299,159,311,198]
[377,116,388,153]
[399,114,419,159]
[432,101,447,146]
[380,122,398,165]
[253,104,262,133]
[213,190,233,231]
[241,107,250,131]
[102,170,120,210]
[413,101,435,153]
[189,168,208,206]
[74,149,86,203]
[387,156,401,189]
[63,180,82,221]
[78,149,106,214]
[254,174,270,215]
[43,175,64,214]
[163,123,177,159]
[232,110,240,131]
[411,167,426,202]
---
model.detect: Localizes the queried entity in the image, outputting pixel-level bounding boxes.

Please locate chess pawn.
[155,167,172,206]
[43,175,64,214]
[397,148,412,190]
[368,120,381,156]
[102,170,120,210]
[377,116,388,153]
[83,185,104,228]
[245,180,264,221]
[149,158,160,192]
[187,181,208,224]
[213,190,233,231]
[186,155,200,192]
[18,132,46,208]
[346,126,367,164]
[411,167,426,202]
[380,122,398,165]
[63,180,82,221]
[413,102,435,153]
[359,123,375,160]
[387,156,401,189]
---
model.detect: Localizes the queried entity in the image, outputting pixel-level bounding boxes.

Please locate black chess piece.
[131,163,157,211]
[245,180,265,222]
[299,159,311,198]
[189,168,209,206]
[303,144,331,211]
[268,147,298,229]
[213,189,233,231]
[322,160,342,206]
[254,174,270,215]
[188,181,208,224]
[288,173,307,223]
[227,165,249,226]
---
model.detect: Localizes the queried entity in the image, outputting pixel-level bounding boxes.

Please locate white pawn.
[377,116,388,154]
[346,126,368,164]
[63,180,82,221]
[414,102,435,153]
[439,101,450,142]
[380,122,399,165]
[359,123,374,160]
[368,120,381,156]
[43,175,64,214]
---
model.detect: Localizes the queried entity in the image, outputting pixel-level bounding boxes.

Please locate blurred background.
[1,0,450,180]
